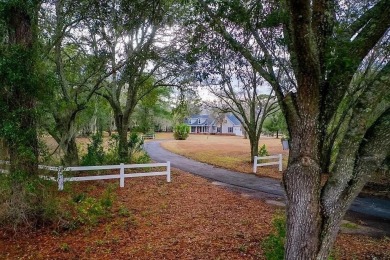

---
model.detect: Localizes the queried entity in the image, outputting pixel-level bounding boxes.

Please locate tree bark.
[62,136,79,166]
[283,110,322,259]
[0,139,8,159]
[51,111,81,166]
[114,112,130,161]
[6,3,39,175]
[248,131,259,163]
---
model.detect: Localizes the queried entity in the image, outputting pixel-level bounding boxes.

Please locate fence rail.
[0,160,171,191]
[141,133,155,139]
[253,154,282,173]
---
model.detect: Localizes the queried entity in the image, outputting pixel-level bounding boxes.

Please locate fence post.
[166,161,171,182]
[253,156,258,173]
[58,166,64,191]
[278,154,283,172]
[120,163,125,188]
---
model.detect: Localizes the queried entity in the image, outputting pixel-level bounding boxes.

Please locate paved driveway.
[144,140,390,233]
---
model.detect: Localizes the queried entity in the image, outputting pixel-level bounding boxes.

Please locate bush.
[81,132,105,166]
[0,172,62,230]
[71,186,114,226]
[132,152,150,164]
[104,133,121,164]
[262,214,286,260]
[259,144,269,156]
[173,124,190,140]
[128,132,144,163]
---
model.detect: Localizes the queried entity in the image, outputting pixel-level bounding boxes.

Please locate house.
[185,114,244,136]
[221,114,244,136]
[185,115,216,134]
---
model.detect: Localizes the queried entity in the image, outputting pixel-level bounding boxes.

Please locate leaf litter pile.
[0,169,389,259]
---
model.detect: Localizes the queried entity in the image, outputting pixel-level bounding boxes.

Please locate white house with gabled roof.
[185,114,244,136]
[221,114,244,136]
[185,114,216,134]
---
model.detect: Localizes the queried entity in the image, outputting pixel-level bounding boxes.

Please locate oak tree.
[195,0,390,258]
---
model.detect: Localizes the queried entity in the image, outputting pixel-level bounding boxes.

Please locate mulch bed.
[0,169,389,259]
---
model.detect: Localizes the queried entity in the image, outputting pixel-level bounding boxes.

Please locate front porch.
[190,126,216,134]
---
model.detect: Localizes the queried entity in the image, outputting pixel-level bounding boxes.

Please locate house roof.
[186,114,215,126]
[227,114,241,125]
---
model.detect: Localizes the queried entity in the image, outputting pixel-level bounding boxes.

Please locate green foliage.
[171,89,203,126]
[0,172,61,229]
[81,132,105,166]
[262,214,286,260]
[80,132,149,165]
[132,152,151,164]
[173,124,190,140]
[342,222,358,230]
[0,46,45,171]
[73,188,114,226]
[104,133,121,164]
[118,205,132,217]
[133,86,172,133]
[59,243,70,252]
[128,132,144,163]
[259,144,269,156]
[263,111,288,137]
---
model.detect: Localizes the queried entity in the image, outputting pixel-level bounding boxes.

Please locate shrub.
[81,132,105,166]
[262,214,286,260]
[104,133,121,164]
[132,152,150,164]
[0,172,62,230]
[73,187,114,226]
[128,132,144,163]
[259,144,269,156]
[173,124,190,140]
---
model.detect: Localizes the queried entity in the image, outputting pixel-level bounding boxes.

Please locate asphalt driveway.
[144,140,390,234]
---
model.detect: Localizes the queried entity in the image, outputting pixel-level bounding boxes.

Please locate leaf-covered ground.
[0,170,389,259]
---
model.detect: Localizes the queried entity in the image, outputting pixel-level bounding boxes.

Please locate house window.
[228,127,233,133]
[197,118,200,124]
[217,127,221,133]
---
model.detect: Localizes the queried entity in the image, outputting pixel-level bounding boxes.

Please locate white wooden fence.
[253,154,283,173]
[141,133,155,139]
[0,160,171,191]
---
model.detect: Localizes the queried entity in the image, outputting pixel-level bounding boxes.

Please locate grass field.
[158,133,289,179]
[157,133,390,198]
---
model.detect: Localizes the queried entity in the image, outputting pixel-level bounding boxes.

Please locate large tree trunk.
[0,139,9,160]
[6,3,39,175]
[114,113,130,161]
[248,131,259,163]
[283,92,322,259]
[283,133,321,259]
[62,136,79,166]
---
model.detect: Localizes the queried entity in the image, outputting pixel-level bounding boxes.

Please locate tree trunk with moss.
[1,1,40,175]
[114,111,131,161]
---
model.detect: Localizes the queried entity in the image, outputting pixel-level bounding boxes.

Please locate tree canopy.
[0,1,389,258]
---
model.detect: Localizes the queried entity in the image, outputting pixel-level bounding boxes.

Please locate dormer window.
[198,118,200,124]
